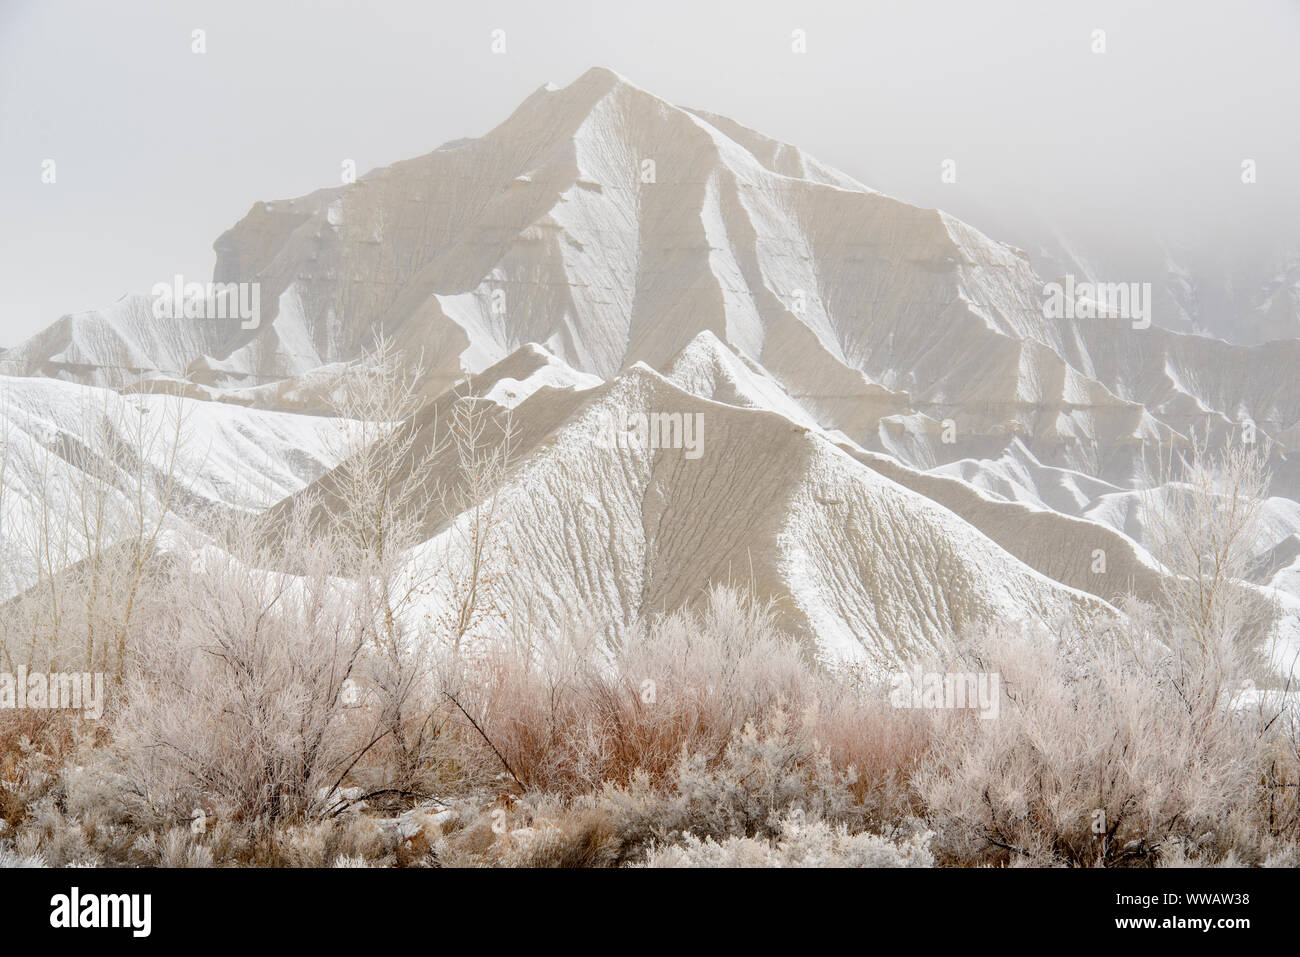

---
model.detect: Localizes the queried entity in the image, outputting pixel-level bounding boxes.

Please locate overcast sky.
[2,0,1297,345]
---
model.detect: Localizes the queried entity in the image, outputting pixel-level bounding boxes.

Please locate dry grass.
[0,710,81,829]
[445,589,928,802]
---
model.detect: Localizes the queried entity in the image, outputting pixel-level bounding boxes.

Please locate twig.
[443,691,526,792]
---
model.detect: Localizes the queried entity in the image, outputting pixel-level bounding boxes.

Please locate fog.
[2,0,1297,344]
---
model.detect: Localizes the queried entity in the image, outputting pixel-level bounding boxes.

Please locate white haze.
[1,0,1297,344]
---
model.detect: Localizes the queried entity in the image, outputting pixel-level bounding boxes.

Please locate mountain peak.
[571,65,638,90]
[528,66,648,113]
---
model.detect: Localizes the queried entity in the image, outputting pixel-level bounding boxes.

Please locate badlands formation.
[2,67,1297,666]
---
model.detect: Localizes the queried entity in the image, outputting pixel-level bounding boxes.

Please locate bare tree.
[1144,424,1277,701]
[322,337,517,797]
[432,392,519,655]
[324,338,442,655]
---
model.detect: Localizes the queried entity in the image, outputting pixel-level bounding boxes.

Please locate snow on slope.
[396,356,1111,666]
[657,333,1157,599]
[0,375,350,597]
[3,66,1296,667]
[932,440,1127,515]
[479,343,602,409]
[1273,552,1300,600]
[0,295,235,387]
[9,67,1294,498]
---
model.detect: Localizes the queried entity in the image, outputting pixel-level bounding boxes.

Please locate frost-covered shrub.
[917,619,1263,866]
[641,814,934,868]
[0,711,80,828]
[130,828,215,868]
[0,841,46,867]
[447,585,928,823]
[273,817,393,868]
[110,507,381,826]
[446,586,819,794]
[588,707,872,863]
[668,710,864,841]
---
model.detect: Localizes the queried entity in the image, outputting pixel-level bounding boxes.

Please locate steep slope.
[7,69,1295,493]
[0,374,350,597]
[3,67,1296,667]
[342,354,1114,664]
[9,67,1293,501]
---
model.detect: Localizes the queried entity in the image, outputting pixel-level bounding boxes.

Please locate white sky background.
[1,0,1297,345]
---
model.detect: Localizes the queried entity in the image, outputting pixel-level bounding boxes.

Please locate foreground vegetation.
[1,349,1296,868]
